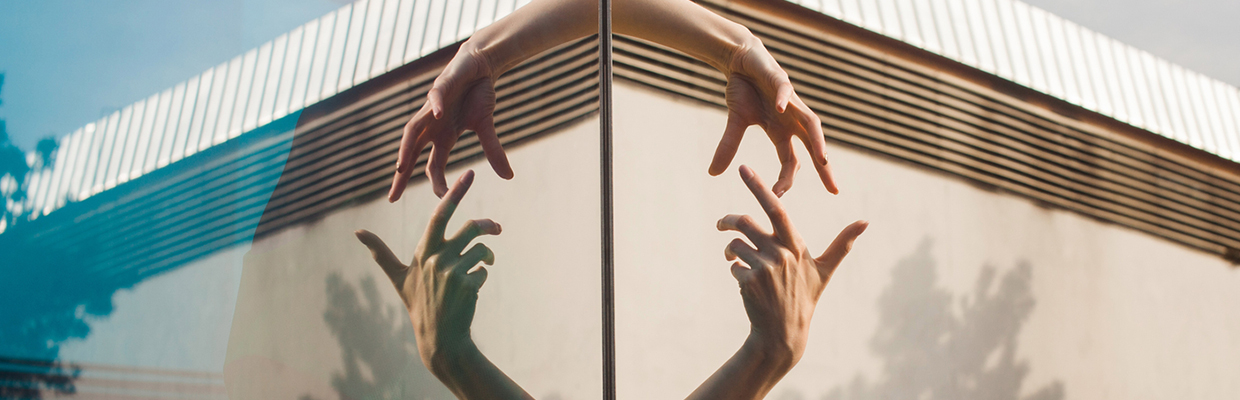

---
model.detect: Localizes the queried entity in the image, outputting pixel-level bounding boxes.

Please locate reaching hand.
[717,165,865,362]
[390,46,514,202]
[361,170,501,365]
[709,40,838,197]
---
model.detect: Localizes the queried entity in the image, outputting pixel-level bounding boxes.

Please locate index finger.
[421,170,476,247]
[790,96,838,195]
[738,165,802,248]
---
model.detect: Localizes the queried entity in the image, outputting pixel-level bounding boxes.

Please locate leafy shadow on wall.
[0,240,93,398]
[302,273,452,400]
[814,239,1065,400]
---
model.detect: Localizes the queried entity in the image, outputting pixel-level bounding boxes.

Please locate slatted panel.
[615,0,1240,263]
[1,38,598,312]
[792,0,1240,161]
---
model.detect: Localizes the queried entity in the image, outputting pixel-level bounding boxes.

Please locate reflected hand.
[709,39,838,196]
[390,45,513,201]
[360,170,500,367]
[717,165,866,363]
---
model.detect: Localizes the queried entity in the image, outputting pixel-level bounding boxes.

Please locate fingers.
[774,79,793,113]
[730,262,753,284]
[427,86,446,119]
[355,230,408,288]
[772,140,799,197]
[738,165,801,247]
[396,113,430,174]
[445,218,502,254]
[815,220,869,278]
[717,214,773,249]
[724,238,765,273]
[457,243,495,289]
[422,170,475,247]
[427,141,451,198]
[790,96,838,195]
[389,170,410,203]
[391,115,430,202]
[474,118,514,180]
[709,115,749,176]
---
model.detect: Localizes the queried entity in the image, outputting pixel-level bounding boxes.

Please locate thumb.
[356,230,408,288]
[815,221,869,278]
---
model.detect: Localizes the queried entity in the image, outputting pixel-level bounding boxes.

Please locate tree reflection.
[308,273,451,400]
[0,240,88,398]
[823,240,1064,400]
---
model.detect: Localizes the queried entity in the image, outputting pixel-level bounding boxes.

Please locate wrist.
[424,336,481,381]
[457,39,501,82]
[744,328,805,372]
[710,22,760,75]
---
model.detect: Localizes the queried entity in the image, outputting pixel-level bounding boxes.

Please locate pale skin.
[389,0,838,201]
[689,165,867,399]
[357,170,533,400]
[360,168,865,399]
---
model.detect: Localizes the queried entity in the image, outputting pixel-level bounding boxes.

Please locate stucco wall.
[223,117,604,399]
[222,81,1240,399]
[611,82,1240,400]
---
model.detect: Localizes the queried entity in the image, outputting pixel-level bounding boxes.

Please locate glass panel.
[1,0,602,398]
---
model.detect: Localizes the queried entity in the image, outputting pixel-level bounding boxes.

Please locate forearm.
[686,332,798,400]
[615,0,757,73]
[468,0,756,78]
[466,0,597,78]
[429,339,534,400]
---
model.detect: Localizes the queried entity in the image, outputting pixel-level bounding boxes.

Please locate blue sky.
[1,0,1237,150]
[0,0,343,149]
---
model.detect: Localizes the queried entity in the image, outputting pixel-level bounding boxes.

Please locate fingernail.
[739,165,754,179]
[775,189,787,197]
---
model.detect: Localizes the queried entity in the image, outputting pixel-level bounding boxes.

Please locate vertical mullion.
[599,0,615,398]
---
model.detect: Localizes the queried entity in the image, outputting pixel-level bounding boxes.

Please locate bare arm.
[391,0,837,201]
[688,165,866,399]
[360,170,532,400]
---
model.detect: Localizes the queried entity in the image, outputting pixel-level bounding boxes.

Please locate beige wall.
[612,82,1240,400]
[224,118,604,399]
[224,81,1240,399]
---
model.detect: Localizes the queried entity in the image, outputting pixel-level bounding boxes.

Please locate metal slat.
[97,108,128,193]
[115,100,146,186]
[321,5,354,100]
[289,21,321,115]
[184,68,216,158]
[199,62,231,152]
[162,82,190,167]
[387,0,417,71]
[144,89,175,174]
[230,50,260,139]
[128,92,162,182]
[338,0,370,91]
[306,13,337,106]
[259,35,290,127]
[370,0,402,78]
[406,0,433,62]
[353,0,385,85]
[274,27,306,119]
[214,57,245,146]
[1064,22,1097,111]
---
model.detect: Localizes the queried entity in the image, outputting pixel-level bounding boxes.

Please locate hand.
[360,170,501,367]
[717,165,866,363]
[709,39,838,196]
[390,44,514,201]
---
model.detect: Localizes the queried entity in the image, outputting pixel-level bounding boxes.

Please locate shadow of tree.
[0,239,93,398]
[310,273,451,400]
[822,239,1065,400]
